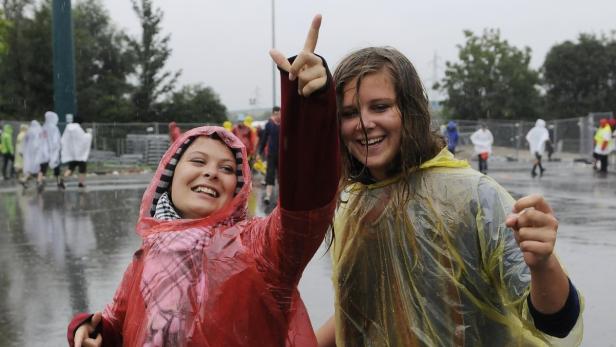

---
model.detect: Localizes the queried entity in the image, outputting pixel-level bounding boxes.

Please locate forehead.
[184,136,235,161]
[342,70,395,103]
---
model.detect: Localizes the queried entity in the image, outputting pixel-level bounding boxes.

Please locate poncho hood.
[44,111,59,126]
[136,126,251,237]
[3,123,12,134]
[526,119,550,156]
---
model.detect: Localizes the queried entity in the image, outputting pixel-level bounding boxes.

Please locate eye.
[341,108,359,118]
[372,104,390,113]
[190,158,205,165]
[220,165,235,174]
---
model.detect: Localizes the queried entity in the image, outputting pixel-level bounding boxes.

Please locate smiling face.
[170,136,238,219]
[340,70,402,181]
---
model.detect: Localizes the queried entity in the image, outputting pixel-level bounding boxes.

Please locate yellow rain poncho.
[332,149,583,346]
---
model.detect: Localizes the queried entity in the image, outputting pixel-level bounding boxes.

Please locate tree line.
[1,1,613,123]
[0,0,227,123]
[436,29,616,121]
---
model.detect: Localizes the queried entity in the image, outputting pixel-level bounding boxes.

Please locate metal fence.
[1,115,614,169]
[450,113,614,161]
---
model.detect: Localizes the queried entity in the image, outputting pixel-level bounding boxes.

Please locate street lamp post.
[52,0,77,127]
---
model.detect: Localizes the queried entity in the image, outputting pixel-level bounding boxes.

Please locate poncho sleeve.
[476,176,583,345]
[67,251,143,346]
[245,55,339,305]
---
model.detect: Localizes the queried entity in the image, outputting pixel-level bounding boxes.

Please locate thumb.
[91,312,102,328]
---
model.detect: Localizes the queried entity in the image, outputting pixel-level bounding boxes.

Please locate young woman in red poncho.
[68,15,338,347]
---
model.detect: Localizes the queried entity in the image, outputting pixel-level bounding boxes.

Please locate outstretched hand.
[74,311,102,347]
[269,14,326,97]
[505,194,559,270]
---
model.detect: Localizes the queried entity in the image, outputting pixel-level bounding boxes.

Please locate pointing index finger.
[303,14,322,53]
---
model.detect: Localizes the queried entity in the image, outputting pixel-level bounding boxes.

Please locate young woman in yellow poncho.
[316,47,583,347]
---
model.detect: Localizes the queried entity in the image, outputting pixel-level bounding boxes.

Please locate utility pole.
[271,0,276,107]
[52,0,77,126]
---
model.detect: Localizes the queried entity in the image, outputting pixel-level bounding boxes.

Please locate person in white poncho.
[37,111,63,191]
[526,119,550,177]
[470,124,494,174]
[61,116,92,188]
[20,120,43,189]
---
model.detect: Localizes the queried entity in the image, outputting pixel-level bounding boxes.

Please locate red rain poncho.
[68,61,339,346]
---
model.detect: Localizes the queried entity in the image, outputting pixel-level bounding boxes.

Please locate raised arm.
[247,15,339,297]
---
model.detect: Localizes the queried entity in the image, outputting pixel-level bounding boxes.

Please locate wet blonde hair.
[334,47,445,191]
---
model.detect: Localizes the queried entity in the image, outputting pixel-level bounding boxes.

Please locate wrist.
[529,254,559,274]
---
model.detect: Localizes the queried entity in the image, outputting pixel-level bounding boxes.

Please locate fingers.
[75,325,87,347]
[516,226,557,244]
[289,51,323,80]
[269,49,292,72]
[303,14,322,53]
[516,207,558,230]
[512,194,553,215]
[518,240,553,255]
[91,312,102,327]
[302,76,327,97]
[82,335,102,347]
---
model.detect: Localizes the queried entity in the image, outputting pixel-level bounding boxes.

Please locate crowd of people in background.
[443,117,616,175]
[0,111,92,192]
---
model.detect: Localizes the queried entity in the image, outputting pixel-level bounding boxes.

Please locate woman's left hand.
[505,194,559,270]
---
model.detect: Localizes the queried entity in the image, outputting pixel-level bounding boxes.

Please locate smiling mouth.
[192,185,219,198]
[358,136,385,146]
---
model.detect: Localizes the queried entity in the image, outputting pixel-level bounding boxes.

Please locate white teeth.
[193,186,218,197]
[359,137,385,146]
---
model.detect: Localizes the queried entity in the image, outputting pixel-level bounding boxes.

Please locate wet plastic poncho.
[470,128,494,155]
[331,149,583,346]
[0,123,13,155]
[446,121,459,153]
[23,121,42,175]
[61,123,92,163]
[13,124,27,170]
[593,124,613,155]
[69,59,339,346]
[526,119,550,157]
[39,111,62,168]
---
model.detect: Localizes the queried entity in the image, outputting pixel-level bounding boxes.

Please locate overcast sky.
[103,0,614,111]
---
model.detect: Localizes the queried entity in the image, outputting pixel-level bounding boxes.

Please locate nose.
[356,112,376,131]
[202,164,217,179]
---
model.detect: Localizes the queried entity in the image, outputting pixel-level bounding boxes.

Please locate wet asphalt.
[0,160,614,346]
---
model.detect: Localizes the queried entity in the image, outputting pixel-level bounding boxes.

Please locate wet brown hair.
[333,47,445,191]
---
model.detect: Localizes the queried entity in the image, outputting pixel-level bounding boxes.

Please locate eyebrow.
[186,151,235,164]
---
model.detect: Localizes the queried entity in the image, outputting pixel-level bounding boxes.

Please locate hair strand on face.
[334,46,445,194]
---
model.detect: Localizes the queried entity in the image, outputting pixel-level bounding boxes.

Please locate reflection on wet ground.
[0,164,614,346]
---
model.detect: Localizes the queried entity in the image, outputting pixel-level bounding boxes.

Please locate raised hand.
[505,194,559,270]
[269,14,326,97]
[74,311,102,347]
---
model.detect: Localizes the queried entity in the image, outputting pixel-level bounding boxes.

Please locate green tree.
[0,0,49,119]
[542,34,616,118]
[73,0,134,122]
[129,0,179,121]
[160,84,227,123]
[438,29,541,120]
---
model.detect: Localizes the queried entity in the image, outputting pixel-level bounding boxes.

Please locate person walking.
[258,106,281,205]
[445,120,459,155]
[470,123,493,174]
[593,118,613,173]
[1,123,15,179]
[13,124,28,180]
[61,117,92,188]
[20,120,43,189]
[526,119,550,177]
[37,111,63,191]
